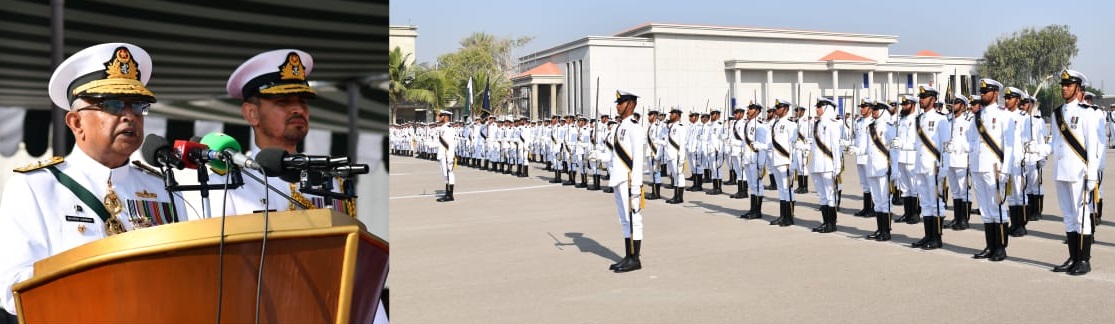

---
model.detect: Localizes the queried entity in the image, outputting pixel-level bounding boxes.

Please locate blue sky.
[391,0,1115,93]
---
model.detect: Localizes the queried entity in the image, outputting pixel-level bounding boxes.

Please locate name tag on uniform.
[65,215,95,223]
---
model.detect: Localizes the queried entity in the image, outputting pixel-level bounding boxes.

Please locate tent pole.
[51,0,69,157]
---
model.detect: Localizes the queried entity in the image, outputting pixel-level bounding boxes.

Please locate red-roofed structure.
[512,62,562,79]
[818,50,875,62]
[914,49,941,56]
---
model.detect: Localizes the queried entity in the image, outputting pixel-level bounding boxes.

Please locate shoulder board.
[210,166,228,176]
[13,156,64,173]
[1078,103,1090,108]
[1032,115,1042,119]
[936,111,947,116]
[131,160,165,178]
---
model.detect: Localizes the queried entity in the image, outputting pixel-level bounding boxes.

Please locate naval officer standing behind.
[1050,70,1102,275]
[609,90,647,273]
[0,43,187,318]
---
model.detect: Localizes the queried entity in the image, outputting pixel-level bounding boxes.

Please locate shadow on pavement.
[554,232,624,264]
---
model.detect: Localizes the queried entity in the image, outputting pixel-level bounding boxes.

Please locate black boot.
[563,172,575,186]
[813,206,829,232]
[957,201,972,230]
[730,180,746,199]
[821,206,838,233]
[550,169,563,183]
[686,173,695,181]
[1026,195,1041,221]
[973,223,994,259]
[614,240,642,273]
[766,174,777,190]
[1097,199,1104,222]
[704,169,711,180]
[609,238,632,270]
[726,170,737,185]
[867,211,891,241]
[523,165,529,177]
[1053,232,1079,272]
[905,197,921,224]
[770,200,786,225]
[912,217,931,248]
[644,183,660,199]
[795,175,808,194]
[989,224,1007,262]
[743,196,763,219]
[892,190,902,205]
[436,184,455,202]
[665,187,684,204]
[687,174,703,192]
[576,173,588,188]
[855,193,872,217]
[1069,234,1092,275]
[946,199,962,228]
[588,175,602,191]
[602,185,614,194]
[782,201,795,226]
[922,217,943,250]
[1009,205,1028,237]
[741,181,749,196]
[707,180,723,195]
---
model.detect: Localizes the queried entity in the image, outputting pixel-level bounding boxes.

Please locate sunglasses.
[75,100,151,116]
[978,88,994,94]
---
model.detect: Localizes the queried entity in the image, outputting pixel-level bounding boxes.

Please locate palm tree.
[411,64,457,117]
[389,47,434,123]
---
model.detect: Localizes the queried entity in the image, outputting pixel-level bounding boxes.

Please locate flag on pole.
[466,76,474,117]
[482,76,492,114]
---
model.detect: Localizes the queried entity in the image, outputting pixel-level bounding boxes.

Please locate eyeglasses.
[978,88,993,94]
[75,100,151,116]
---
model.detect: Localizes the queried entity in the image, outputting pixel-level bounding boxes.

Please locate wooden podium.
[11,209,388,323]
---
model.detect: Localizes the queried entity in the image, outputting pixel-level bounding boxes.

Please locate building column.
[530,83,539,120]
[765,70,773,107]
[733,69,741,109]
[832,70,839,113]
[886,72,894,100]
[550,84,557,118]
[797,70,804,106]
[867,71,874,99]
[564,62,571,116]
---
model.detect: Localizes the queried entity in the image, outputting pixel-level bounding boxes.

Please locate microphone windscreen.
[141,134,170,167]
[189,135,203,143]
[199,133,242,172]
[255,147,288,177]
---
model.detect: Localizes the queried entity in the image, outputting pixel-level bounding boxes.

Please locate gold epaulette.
[131,160,165,178]
[13,156,64,173]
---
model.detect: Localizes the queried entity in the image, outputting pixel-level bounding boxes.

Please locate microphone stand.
[163,156,245,219]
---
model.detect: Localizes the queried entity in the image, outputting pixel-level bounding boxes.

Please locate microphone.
[173,139,211,170]
[199,132,261,172]
[254,147,350,177]
[142,134,185,169]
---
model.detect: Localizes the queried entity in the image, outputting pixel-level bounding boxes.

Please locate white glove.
[1086,180,1097,192]
[631,184,644,197]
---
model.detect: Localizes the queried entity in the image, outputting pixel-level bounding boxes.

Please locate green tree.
[437,32,533,117]
[977,25,1078,116]
[390,46,437,123]
[1034,84,1105,116]
[410,63,457,116]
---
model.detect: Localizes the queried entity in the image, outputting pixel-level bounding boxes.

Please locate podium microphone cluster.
[141,133,261,172]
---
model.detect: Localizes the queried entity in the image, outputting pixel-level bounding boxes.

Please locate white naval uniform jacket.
[967,103,1017,175]
[609,116,646,190]
[769,117,797,167]
[1019,113,1048,166]
[666,121,688,161]
[0,147,187,313]
[865,114,896,178]
[809,117,843,174]
[742,117,767,162]
[729,118,746,156]
[707,120,724,153]
[895,112,918,164]
[913,110,949,174]
[853,116,874,165]
[946,113,972,168]
[437,123,457,161]
[1052,100,1102,182]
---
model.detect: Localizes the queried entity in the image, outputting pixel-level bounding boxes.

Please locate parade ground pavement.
[389,152,1115,323]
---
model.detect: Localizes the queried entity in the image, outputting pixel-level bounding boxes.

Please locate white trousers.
[1057,180,1096,235]
[869,176,892,214]
[857,164,870,192]
[973,171,1007,223]
[774,165,791,201]
[948,167,970,202]
[811,172,835,206]
[667,154,686,187]
[916,171,944,217]
[439,156,456,185]
[613,180,644,240]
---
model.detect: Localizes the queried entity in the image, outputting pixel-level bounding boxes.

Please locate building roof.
[818,50,875,62]
[914,49,941,57]
[512,62,562,79]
